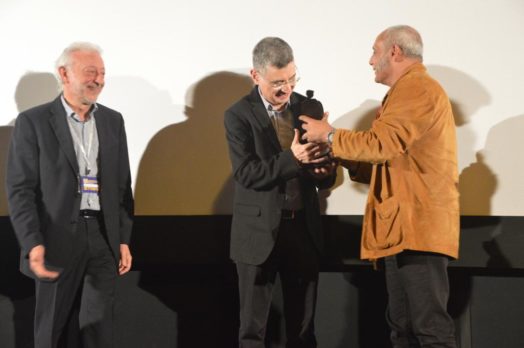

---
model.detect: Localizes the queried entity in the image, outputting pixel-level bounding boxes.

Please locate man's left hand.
[119,244,132,275]
[299,113,334,144]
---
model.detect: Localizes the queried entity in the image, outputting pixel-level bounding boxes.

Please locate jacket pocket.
[234,204,261,217]
[366,196,403,250]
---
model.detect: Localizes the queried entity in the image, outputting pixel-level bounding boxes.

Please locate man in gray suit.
[6,42,133,348]
[224,37,336,347]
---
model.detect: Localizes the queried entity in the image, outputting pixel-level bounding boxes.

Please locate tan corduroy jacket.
[332,63,459,260]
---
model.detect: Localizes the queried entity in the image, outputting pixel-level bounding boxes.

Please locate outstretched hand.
[299,112,333,144]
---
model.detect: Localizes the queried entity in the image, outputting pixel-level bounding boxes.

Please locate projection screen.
[1,0,523,216]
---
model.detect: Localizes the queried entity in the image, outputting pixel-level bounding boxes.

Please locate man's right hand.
[29,245,60,280]
[291,129,329,165]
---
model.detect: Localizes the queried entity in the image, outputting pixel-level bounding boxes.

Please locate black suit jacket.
[224,87,335,265]
[6,96,134,278]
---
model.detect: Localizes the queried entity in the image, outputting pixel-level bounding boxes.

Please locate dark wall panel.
[1,215,524,347]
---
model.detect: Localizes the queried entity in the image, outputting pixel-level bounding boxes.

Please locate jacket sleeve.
[332,81,435,163]
[224,108,300,191]
[6,113,44,256]
[340,160,372,184]
[117,115,134,244]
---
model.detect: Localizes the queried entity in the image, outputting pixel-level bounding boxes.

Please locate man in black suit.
[224,37,336,348]
[6,42,133,348]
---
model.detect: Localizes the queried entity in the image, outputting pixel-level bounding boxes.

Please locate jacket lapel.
[94,108,110,183]
[48,97,79,175]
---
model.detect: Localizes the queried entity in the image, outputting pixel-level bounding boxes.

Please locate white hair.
[55,42,102,87]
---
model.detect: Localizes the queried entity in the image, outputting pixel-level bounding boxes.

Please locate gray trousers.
[34,216,117,348]
[385,251,457,348]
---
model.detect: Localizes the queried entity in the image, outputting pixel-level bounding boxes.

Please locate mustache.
[87,81,104,89]
[86,81,105,87]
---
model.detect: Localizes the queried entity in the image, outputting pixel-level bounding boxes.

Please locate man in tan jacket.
[300,25,459,347]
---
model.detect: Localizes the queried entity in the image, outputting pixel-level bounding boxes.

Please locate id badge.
[80,176,99,193]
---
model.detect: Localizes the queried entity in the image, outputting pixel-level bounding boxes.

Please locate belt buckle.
[80,210,99,219]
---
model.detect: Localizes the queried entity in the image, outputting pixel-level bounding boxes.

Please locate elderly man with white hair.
[7,42,134,348]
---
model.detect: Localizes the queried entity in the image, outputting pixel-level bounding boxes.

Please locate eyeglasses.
[257,71,300,89]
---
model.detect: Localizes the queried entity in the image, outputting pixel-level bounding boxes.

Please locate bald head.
[369,25,424,86]
[380,25,423,61]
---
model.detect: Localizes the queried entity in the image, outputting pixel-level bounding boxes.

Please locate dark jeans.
[34,216,117,348]
[384,251,457,348]
[236,213,319,348]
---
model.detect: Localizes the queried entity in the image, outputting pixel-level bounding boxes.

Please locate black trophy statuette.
[299,90,324,144]
[298,90,330,165]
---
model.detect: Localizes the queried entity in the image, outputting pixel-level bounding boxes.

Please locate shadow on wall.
[426,65,495,216]
[481,114,524,216]
[14,72,60,114]
[0,72,59,217]
[471,113,524,274]
[134,71,253,215]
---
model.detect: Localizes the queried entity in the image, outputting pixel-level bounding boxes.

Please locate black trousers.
[236,212,319,348]
[384,251,457,348]
[34,216,117,348]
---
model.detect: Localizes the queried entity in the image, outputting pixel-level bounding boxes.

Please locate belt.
[281,209,303,220]
[79,210,101,219]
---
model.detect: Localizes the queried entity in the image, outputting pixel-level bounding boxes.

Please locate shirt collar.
[257,86,290,116]
[60,94,98,122]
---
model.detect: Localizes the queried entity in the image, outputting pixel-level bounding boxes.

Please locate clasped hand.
[290,129,329,165]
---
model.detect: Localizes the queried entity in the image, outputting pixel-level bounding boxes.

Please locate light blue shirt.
[61,95,100,211]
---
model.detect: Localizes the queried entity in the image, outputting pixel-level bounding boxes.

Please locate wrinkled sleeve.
[332,82,434,163]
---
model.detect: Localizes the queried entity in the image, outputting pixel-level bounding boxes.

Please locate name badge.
[80,176,99,193]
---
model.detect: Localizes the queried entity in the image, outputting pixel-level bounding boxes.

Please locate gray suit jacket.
[224,87,335,265]
[6,96,134,278]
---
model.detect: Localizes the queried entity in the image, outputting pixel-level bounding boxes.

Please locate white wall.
[1,0,523,216]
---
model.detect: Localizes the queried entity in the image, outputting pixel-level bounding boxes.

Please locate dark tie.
[270,108,294,149]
